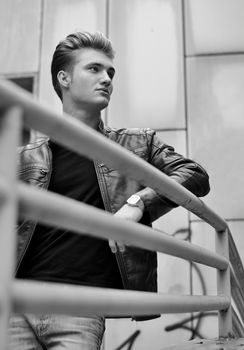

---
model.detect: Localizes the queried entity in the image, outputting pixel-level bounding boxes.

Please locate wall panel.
[0,0,42,74]
[187,55,244,219]
[185,0,244,55]
[107,0,185,129]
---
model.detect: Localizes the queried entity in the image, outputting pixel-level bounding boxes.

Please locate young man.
[8,32,210,349]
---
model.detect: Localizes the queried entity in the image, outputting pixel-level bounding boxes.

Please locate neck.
[63,104,101,130]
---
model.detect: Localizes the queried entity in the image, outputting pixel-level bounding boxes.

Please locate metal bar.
[216,228,233,338]
[0,107,21,349]
[0,177,9,207]
[12,280,230,317]
[0,80,227,232]
[232,306,244,338]
[18,182,228,270]
[229,230,244,293]
[230,267,244,324]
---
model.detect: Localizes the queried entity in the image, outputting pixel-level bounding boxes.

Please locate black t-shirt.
[17,141,123,289]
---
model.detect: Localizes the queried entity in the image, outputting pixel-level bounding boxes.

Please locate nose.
[100,70,112,86]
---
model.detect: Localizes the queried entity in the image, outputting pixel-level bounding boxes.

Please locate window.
[9,76,34,93]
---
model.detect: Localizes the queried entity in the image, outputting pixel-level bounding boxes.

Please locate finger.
[117,241,126,252]
[109,239,117,253]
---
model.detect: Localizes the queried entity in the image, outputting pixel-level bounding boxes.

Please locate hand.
[109,204,143,253]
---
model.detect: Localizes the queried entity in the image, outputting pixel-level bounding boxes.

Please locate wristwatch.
[126,194,144,211]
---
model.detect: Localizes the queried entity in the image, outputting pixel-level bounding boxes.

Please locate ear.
[57,70,71,88]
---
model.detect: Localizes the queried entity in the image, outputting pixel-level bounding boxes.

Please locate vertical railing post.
[216,228,233,338]
[0,107,22,349]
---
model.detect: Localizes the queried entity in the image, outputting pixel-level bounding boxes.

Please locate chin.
[96,98,110,110]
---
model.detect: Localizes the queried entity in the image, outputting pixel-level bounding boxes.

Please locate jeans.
[8,314,105,350]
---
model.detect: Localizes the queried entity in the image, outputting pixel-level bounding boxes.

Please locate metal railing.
[0,79,243,349]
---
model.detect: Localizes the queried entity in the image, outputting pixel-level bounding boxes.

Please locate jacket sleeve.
[136,129,210,223]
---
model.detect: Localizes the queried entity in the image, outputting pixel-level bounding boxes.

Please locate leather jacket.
[16,122,210,320]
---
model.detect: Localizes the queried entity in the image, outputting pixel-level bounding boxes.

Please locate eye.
[89,66,99,73]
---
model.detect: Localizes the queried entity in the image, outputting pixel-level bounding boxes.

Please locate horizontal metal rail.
[17,181,228,270]
[12,280,230,317]
[0,80,227,232]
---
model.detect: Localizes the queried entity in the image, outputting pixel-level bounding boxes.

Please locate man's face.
[66,48,115,111]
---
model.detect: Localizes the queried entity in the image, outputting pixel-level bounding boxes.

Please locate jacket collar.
[98,118,105,134]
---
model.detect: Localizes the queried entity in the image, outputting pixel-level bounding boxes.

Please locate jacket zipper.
[94,161,129,289]
[15,222,37,273]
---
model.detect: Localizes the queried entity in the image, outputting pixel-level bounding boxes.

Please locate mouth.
[96,88,110,96]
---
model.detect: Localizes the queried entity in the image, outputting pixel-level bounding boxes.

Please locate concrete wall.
[1,0,244,348]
